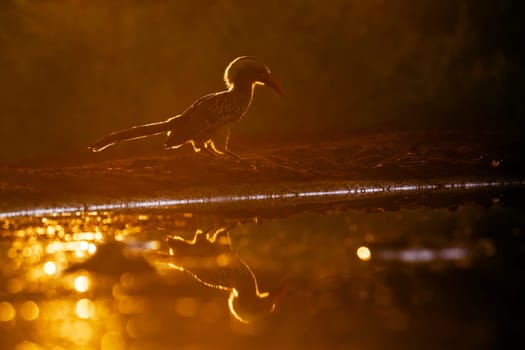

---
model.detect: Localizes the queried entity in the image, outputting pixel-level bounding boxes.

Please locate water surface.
[1,188,524,349]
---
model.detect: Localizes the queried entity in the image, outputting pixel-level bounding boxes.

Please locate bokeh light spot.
[0,301,16,322]
[20,300,39,321]
[43,261,57,275]
[357,246,372,261]
[74,275,90,293]
[216,254,230,267]
[76,299,95,319]
[88,243,97,254]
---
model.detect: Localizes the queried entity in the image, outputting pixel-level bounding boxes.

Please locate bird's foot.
[224,150,245,162]
[204,145,259,169]
[235,157,260,170]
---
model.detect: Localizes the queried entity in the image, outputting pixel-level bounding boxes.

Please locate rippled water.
[1,188,524,349]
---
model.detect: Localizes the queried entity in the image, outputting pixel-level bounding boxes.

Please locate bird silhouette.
[89,56,285,160]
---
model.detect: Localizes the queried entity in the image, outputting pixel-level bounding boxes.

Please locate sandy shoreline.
[1,130,523,213]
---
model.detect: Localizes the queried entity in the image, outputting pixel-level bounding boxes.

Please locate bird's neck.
[229,80,256,97]
[226,82,255,117]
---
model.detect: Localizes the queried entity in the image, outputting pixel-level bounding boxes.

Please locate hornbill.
[89,56,285,160]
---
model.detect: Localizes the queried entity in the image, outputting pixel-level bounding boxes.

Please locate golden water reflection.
[0,204,523,349]
[163,227,286,324]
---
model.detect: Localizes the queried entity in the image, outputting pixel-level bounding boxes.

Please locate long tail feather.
[89,120,172,152]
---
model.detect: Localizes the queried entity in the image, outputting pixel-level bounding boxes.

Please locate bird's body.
[164,89,253,152]
[89,56,284,159]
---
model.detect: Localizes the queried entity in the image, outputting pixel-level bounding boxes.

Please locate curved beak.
[262,72,286,97]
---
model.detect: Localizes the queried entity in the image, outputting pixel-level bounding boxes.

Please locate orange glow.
[68,320,94,345]
[6,278,24,294]
[101,331,126,350]
[14,341,40,350]
[118,296,147,314]
[216,253,230,267]
[175,298,198,318]
[357,246,372,261]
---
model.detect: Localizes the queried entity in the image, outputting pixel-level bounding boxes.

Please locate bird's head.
[224,56,286,97]
[227,281,288,324]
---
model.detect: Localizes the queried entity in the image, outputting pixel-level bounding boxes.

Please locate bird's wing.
[184,91,232,129]
[166,92,230,146]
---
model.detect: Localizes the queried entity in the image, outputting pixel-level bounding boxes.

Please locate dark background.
[0,0,523,164]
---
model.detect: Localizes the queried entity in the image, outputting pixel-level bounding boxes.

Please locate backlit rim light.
[0,179,522,219]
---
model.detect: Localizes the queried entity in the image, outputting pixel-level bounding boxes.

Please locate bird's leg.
[211,127,246,161]
[204,140,225,157]
[205,140,245,162]
[203,142,219,157]
[187,140,201,153]
[223,149,244,161]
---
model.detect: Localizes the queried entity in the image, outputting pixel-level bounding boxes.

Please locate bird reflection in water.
[165,226,286,324]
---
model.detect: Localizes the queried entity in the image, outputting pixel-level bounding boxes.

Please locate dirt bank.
[1,130,523,212]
